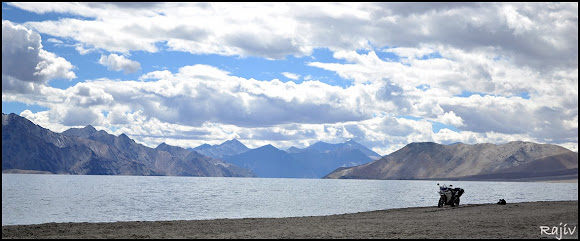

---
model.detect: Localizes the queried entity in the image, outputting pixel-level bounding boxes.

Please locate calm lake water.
[2,174,578,226]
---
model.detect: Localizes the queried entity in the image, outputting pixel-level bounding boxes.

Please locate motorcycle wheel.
[438,196,445,208]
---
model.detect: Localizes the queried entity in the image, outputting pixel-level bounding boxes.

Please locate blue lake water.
[2,174,578,226]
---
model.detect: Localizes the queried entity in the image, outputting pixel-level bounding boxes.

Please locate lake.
[2,174,578,226]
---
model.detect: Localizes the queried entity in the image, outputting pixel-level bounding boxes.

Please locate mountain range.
[191,138,381,178]
[3,113,577,181]
[2,113,254,177]
[324,141,578,182]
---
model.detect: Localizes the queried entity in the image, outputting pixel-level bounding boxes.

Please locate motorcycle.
[437,183,464,208]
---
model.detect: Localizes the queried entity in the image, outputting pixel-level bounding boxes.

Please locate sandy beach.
[2,200,577,239]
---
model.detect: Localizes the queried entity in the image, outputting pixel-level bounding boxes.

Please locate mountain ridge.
[4,113,576,181]
[323,141,578,181]
[2,113,255,177]
[188,139,381,178]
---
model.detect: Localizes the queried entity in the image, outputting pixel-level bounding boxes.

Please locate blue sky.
[2,2,578,154]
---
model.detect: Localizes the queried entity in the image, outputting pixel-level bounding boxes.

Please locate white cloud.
[7,62,577,157]
[60,106,106,126]
[281,72,300,80]
[11,2,576,70]
[98,54,141,74]
[562,115,578,131]
[2,20,76,93]
[501,4,535,36]
[4,3,577,155]
[12,64,377,129]
[308,46,577,148]
[1,64,399,153]
[46,38,63,44]
[139,70,173,81]
[384,46,437,59]
[436,111,464,127]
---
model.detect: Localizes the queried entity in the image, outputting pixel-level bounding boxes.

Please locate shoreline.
[3,172,577,183]
[3,200,578,239]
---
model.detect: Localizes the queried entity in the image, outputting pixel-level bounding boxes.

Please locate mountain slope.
[323,142,578,181]
[2,113,254,177]
[2,113,156,175]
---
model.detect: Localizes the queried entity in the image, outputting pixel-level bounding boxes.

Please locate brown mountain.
[323,142,578,181]
[2,113,255,177]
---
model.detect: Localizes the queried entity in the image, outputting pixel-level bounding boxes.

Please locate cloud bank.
[3,3,577,154]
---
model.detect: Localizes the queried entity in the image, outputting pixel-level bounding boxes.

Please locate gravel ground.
[2,200,577,239]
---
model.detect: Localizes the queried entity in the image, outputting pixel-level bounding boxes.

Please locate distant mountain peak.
[192,139,250,159]
[307,141,332,149]
[2,112,18,118]
[260,144,276,149]
[221,139,246,148]
[117,133,136,144]
[225,138,242,143]
[303,139,381,160]
[83,125,97,131]
[81,125,98,135]
[2,112,19,126]
[156,142,169,148]
[256,144,282,153]
[62,125,100,138]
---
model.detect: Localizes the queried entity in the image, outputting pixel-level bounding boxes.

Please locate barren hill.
[324,142,578,181]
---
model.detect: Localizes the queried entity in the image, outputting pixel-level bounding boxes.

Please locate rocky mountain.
[190,139,250,159]
[324,142,578,181]
[2,113,255,177]
[222,140,377,178]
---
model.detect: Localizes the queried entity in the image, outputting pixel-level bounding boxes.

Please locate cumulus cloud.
[2,20,76,93]
[308,46,577,148]
[60,107,105,126]
[10,2,577,70]
[12,58,576,154]
[436,111,464,127]
[86,65,376,127]
[3,64,389,152]
[4,3,577,154]
[98,54,141,74]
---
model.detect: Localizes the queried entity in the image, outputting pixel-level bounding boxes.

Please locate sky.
[2,2,578,155]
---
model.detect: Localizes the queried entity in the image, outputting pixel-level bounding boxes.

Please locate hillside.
[324,142,578,181]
